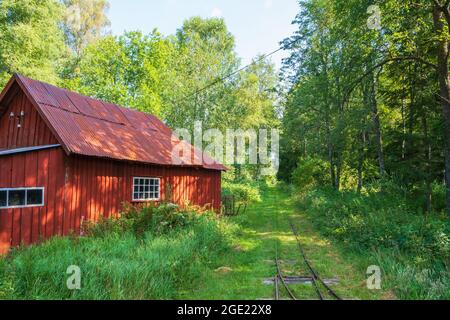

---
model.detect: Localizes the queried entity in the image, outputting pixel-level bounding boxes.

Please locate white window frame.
[0,187,45,209]
[132,177,160,202]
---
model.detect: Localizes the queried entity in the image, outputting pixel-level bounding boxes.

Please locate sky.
[107,0,299,70]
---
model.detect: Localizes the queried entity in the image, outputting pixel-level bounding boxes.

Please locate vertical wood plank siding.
[0,90,57,149]
[69,155,222,224]
[0,148,66,253]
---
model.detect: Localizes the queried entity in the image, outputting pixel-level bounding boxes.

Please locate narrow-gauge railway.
[274,217,342,300]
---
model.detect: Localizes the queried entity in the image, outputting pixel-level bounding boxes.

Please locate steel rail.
[289,219,342,300]
[275,257,297,300]
[274,236,297,300]
[274,274,280,300]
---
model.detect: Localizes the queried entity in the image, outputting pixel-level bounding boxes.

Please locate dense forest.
[280,0,450,216]
[279,0,449,299]
[0,0,448,299]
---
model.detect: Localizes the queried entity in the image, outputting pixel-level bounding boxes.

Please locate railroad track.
[275,246,296,300]
[273,217,342,300]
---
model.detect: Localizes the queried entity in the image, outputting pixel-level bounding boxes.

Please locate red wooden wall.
[0,147,66,254]
[0,150,221,254]
[65,156,221,230]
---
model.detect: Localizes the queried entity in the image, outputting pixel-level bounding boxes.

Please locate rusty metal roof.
[1,74,226,171]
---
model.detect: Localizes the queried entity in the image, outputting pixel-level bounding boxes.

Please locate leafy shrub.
[298,186,449,299]
[151,203,196,234]
[431,183,448,213]
[221,182,261,215]
[222,182,261,204]
[291,157,329,192]
[85,203,197,238]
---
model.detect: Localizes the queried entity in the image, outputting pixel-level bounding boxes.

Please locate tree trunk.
[422,115,433,213]
[327,134,336,189]
[326,116,336,189]
[408,64,417,156]
[401,98,406,160]
[433,4,450,216]
[370,74,386,177]
[336,151,342,190]
[357,130,366,193]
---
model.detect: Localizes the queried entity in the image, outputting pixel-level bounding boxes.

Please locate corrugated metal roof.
[1,74,226,171]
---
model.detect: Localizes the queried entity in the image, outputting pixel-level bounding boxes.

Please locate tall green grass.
[0,204,231,300]
[297,186,449,300]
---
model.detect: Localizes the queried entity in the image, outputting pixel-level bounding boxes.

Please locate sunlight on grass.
[182,186,393,300]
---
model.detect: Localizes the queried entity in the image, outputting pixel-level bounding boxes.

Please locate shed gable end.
[0,86,58,150]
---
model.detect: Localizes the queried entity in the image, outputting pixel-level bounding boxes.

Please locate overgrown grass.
[0,204,232,300]
[297,186,450,300]
[183,186,393,300]
[2,184,443,300]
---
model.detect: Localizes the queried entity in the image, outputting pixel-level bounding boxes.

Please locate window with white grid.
[132,177,160,201]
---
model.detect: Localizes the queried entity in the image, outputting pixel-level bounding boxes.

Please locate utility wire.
[178,37,301,103]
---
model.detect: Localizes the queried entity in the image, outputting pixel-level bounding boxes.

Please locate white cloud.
[264,0,273,9]
[211,7,222,18]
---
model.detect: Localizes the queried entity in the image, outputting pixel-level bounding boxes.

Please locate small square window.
[9,190,25,206]
[132,177,160,201]
[0,191,6,207]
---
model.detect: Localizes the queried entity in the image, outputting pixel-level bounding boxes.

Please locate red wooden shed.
[0,74,226,254]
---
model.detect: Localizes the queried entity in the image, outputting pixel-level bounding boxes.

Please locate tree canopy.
[280,0,450,214]
[0,0,66,86]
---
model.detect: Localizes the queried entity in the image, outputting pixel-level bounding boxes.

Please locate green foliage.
[381,260,450,300]
[85,203,201,239]
[166,17,239,129]
[222,182,262,205]
[0,206,230,299]
[64,31,173,117]
[291,157,329,192]
[0,0,66,87]
[298,186,449,299]
[221,181,262,216]
[150,203,197,235]
[280,0,448,214]
[431,183,448,213]
[300,187,449,262]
